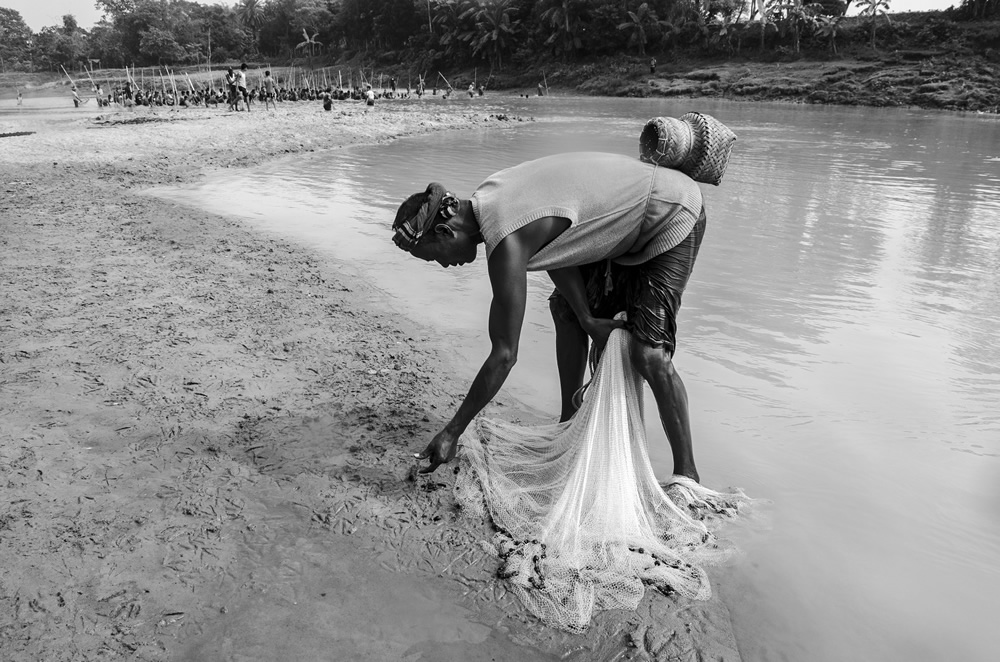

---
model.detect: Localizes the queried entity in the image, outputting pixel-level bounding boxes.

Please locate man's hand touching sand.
[415,427,460,474]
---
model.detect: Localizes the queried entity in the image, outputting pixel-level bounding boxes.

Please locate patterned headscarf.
[392,183,459,251]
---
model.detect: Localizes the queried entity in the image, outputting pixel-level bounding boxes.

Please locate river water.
[160,96,1000,662]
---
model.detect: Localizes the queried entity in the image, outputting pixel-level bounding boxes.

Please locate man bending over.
[393,152,707,482]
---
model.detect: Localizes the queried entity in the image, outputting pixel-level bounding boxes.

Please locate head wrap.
[392,183,459,251]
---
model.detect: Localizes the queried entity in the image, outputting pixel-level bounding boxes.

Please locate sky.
[3,0,226,31]
[4,1,105,31]
[4,0,962,32]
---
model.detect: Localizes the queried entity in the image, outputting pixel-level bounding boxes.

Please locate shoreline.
[0,102,743,659]
[5,47,1000,116]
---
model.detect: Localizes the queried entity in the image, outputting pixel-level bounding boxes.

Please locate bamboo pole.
[484,64,494,92]
[83,64,97,91]
[127,67,136,93]
[59,64,77,88]
[167,67,178,100]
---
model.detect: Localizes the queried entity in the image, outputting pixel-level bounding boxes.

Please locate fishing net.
[455,321,751,632]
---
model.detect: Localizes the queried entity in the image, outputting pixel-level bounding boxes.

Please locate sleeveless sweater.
[470,152,703,270]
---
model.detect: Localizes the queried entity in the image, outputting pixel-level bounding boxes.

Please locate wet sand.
[0,100,743,660]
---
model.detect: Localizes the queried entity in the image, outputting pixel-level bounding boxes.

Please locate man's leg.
[626,209,707,482]
[549,294,589,423]
[630,341,699,482]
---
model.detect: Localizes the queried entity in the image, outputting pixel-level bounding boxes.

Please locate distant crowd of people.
[36,68,530,111]
[68,63,495,113]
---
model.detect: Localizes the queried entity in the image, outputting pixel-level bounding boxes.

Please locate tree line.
[0,0,996,74]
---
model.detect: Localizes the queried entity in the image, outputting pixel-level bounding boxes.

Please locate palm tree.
[296,28,322,66]
[617,3,666,56]
[775,0,816,53]
[708,16,736,55]
[814,15,842,54]
[237,0,266,53]
[539,0,583,56]
[433,0,477,61]
[754,0,779,52]
[467,0,520,70]
[857,0,891,49]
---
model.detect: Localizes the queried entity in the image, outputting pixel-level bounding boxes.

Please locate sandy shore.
[0,100,743,661]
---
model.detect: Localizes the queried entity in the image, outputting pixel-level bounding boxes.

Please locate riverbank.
[567,54,1000,112]
[0,102,745,659]
[446,50,995,113]
[434,12,1000,113]
[5,49,1000,116]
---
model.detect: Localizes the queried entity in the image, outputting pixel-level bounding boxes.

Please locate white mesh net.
[455,323,752,632]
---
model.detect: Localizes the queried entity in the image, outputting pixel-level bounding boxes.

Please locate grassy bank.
[558,53,1000,112]
[342,11,1000,113]
[6,11,999,114]
[9,50,996,115]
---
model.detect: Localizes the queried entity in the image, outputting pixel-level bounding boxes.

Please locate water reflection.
[156,97,1000,662]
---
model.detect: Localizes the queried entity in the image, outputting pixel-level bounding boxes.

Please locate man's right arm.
[548,266,623,352]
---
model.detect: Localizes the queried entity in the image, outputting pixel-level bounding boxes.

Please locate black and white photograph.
[1,0,998,660]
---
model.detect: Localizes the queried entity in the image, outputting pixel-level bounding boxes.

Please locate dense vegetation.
[0,0,997,75]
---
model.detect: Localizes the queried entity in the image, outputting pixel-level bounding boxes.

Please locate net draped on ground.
[454,322,752,632]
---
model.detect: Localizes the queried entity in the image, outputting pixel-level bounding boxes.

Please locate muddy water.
[163,97,1000,662]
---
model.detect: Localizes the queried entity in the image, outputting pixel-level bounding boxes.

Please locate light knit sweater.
[471,152,703,270]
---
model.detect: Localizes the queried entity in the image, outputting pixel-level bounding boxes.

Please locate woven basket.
[639,112,737,186]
